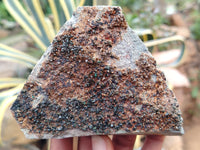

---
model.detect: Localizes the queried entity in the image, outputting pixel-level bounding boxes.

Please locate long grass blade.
[3,0,47,50]
[0,78,26,90]
[83,0,93,5]
[0,84,23,145]
[93,0,97,6]
[93,0,112,5]
[60,0,74,20]
[0,95,18,146]
[108,0,112,5]
[77,0,86,6]
[45,18,56,38]
[71,0,76,10]
[134,29,157,52]
[0,44,38,68]
[25,0,54,43]
[51,0,67,31]
[0,84,24,101]
[144,35,186,67]
[49,0,61,31]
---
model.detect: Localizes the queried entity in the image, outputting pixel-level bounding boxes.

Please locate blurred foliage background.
[1,0,200,39]
[0,0,200,150]
[113,0,168,29]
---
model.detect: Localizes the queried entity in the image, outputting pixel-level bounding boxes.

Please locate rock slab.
[11,6,184,139]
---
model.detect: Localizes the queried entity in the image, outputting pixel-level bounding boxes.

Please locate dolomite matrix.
[11,6,184,139]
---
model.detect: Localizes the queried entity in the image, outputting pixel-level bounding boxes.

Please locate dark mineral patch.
[10,6,183,139]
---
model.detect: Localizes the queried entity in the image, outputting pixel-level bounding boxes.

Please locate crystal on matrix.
[11,6,184,139]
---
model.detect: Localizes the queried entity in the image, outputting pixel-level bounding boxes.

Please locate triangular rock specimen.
[11,6,184,139]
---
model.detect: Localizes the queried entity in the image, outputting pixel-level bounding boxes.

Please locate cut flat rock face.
[11,6,184,139]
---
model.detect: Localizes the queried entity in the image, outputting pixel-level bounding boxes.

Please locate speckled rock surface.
[11,6,184,139]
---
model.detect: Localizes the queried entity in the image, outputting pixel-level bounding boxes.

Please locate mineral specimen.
[11,6,184,139]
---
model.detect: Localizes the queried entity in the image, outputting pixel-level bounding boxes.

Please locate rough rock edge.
[13,6,184,139]
[22,127,184,139]
[22,27,184,138]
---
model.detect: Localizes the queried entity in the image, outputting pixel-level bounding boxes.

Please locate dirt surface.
[175,36,200,150]
[183,117,200,150]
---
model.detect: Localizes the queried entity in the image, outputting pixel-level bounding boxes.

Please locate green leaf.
[144,35,185,67]
[83,0,93,5]
[49,0,67,31]
[93,0,112,5]
[0,84,24,103]
[0,84,23,145]
[191,18,200,40]
[0,43,38,68]
[60,0,75,20]
[77,0,86,6]
[0,95,18,145]
[0,1,14,21]
[191,87,199,99]
[3,0,48,50]
[25,0,55,43]
[0,78,26,90]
